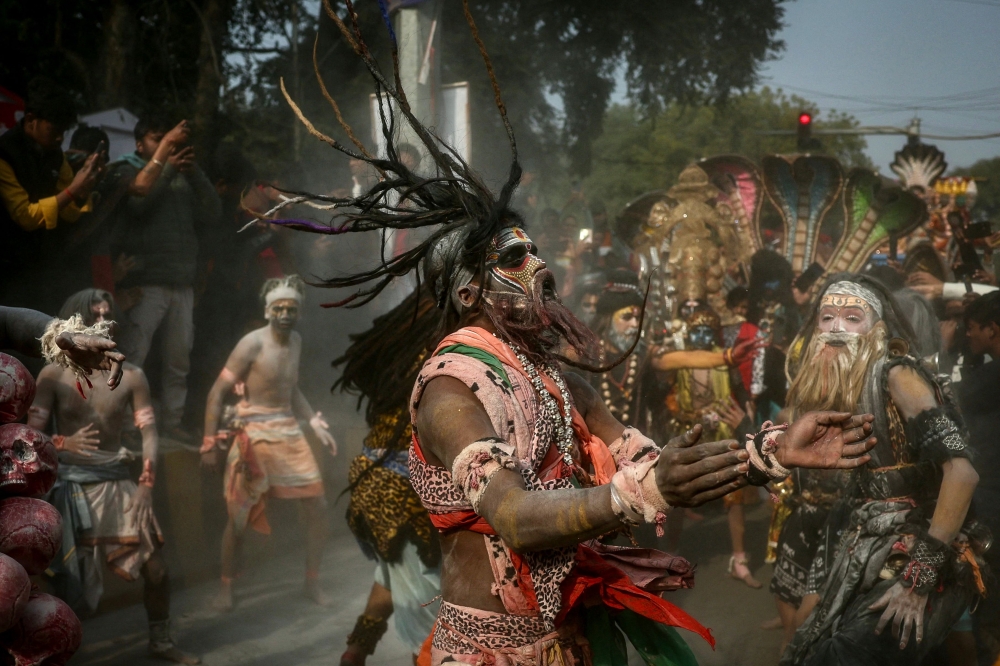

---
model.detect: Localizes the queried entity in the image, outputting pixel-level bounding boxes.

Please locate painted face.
[89,301,111,325]
[580,294,599,323]
[486,227,548,297]
[267,298,300,330]
[687,325,717,351]
[611,306,640,337]
[817,293,875,335]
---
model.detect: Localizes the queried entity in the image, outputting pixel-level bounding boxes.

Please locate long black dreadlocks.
[332,285,442,427]
[251,0,523,312]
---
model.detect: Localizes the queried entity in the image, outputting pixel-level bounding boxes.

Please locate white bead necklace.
[504,339,576,466]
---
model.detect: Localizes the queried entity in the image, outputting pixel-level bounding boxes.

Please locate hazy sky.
[757,0,1000,173]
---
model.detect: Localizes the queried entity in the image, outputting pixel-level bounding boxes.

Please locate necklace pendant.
[562,451,574,466]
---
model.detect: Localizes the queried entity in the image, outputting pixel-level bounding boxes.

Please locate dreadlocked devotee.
[257,5,881,663]
[783,276,988,666]
[335,288,443,666]
[28,289,199,664]
[201,275,337,611]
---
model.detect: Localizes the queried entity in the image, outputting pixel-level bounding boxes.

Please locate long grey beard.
[608,327,638,353]
[787,323,887,415]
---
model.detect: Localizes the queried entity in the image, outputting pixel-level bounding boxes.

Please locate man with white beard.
[783,276,987,666]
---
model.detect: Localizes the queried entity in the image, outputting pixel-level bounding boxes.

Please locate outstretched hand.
[655,425,748,508]
[871,581,927,650]
[310,412,338,456]
[55,332,126,389]
[775,411,876,470]
[730,336,765,367]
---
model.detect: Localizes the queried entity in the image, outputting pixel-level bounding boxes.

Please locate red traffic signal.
[797,111,815,150]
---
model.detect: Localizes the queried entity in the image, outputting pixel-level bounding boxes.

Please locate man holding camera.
[113,116,221,441]
[0,77,105,311]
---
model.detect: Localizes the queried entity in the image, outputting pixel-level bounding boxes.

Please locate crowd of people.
[0,20,997,666]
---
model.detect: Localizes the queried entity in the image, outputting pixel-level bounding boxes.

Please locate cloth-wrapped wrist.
[610,456,670,534]
[901,532,949,595]
[745,421,790,486]
[200,435,220,454]
[451,437,516,514]
[607,428,658,468]
[138,459,155,488]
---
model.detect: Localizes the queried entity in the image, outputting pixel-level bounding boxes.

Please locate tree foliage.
[1,0,788,185]
[582,88,873,216]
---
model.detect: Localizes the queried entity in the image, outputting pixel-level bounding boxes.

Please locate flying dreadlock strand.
[311,34,375,161]
[261,0,523,312]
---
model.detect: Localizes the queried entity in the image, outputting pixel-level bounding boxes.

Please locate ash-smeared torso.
[240,328,301,409]
[40,364,143,451]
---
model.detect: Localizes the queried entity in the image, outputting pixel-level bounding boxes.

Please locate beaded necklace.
[504,339,576,466]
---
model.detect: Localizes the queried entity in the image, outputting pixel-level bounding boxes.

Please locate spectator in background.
[65,124,109,172]
[0,77,104,312]
[892,288,941,358]
[113,115,221,441]
[955,291,1000,664]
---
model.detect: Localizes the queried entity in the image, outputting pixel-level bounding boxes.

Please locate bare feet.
[149,643,202,665]
[304,577,332,606]
[728,553,763,589]
[212,579,234,612]
[761,615,783,630]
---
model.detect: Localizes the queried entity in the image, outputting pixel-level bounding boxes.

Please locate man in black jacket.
[957,292,1000,664]
[113,116,220,440]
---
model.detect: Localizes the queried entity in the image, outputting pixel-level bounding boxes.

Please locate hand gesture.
[168,146,196,173]
[125,484,154,533]
[719,398,746,431]
[774,412,876,470]
[655,425,748,508]
[64,423,100,456]
[310,412,338,456]
[907,271,944,300]
[871,581,928,650]
[161,120,191,150]
[54,332,125,389]
[200,449,222,472]
[68,153,103,199]
[730,336,765,366]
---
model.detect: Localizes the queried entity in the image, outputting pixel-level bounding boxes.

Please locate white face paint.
[817,293,876,335]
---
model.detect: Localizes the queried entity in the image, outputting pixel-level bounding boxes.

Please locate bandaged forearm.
[134,406,156,429]
[744,421,790,486]
[610,456,670,533]
[607,427,658,467]
[451,437,517,514]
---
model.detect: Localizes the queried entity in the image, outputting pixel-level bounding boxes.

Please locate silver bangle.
[151,158,165,167]
[609,482,643,526]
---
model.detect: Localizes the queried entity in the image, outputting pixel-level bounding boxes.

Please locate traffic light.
[797,111,813,151]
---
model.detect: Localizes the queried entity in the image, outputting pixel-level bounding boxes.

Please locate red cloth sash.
[418,327,714,645]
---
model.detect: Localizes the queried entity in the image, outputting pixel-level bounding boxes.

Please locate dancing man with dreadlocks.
[335,287,443,666]
[782,276,989,666]
[255,3,881,663]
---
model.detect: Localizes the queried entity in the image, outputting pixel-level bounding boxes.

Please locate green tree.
[582,87,872,215]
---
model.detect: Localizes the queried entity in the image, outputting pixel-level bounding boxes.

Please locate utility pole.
[393,0,441,160]
[291,0,301,162]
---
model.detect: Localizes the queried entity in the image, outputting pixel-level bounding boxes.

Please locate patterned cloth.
[224,401,323,534]
[408,326,714,658]
[431,602,570,666]
[784,356,984,665]
[347,408,437,567]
